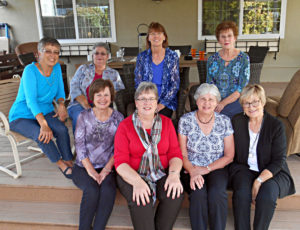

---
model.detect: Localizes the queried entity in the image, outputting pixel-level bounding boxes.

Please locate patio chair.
[249,62,264,84]
[169,45,192,55]
[188,60,207,111]
[0,77,43,179]
[264,69,300,156]
[15,42,38,66]
[122,47,139,56]
[248,46,269,63]
[115,63,136,117]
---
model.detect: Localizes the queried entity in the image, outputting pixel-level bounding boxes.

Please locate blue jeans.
[72,164,116,230]
[68,103,85,133]
[9,111,73,163]
[221,99,243,118]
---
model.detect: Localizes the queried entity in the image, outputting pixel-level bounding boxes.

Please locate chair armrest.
[265,97,280,117]
[0,111,10,135]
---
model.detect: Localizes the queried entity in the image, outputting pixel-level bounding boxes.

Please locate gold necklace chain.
[196,111,214,124]
[38,62,54,87]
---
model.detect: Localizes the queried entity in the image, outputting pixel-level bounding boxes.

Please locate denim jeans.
[9,111,73,163]
[68,103,85,133]
[221,99,243,118]
[72,164,116,230]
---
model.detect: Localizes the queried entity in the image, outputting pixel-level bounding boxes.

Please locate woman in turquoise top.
[207,21,250,118]
[9,37,73,179]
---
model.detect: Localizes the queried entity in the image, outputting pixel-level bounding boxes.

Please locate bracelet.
[256,177,263,184]
[206,165,211,172]
[103,167,112,173]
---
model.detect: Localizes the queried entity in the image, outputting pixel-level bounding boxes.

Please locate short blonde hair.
[239,84,266,106]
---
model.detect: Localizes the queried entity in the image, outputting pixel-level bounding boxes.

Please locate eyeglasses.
[136,98,157,103]
[94,52,107,56]
[149,32,163,36]
[42,49,60,56]
[243,100,260,108]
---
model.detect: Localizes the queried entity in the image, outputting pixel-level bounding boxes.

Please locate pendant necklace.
[38,62,54,87]
[196,111,214,124]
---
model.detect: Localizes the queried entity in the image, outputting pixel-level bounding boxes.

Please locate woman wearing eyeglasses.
[229,84,295,230]
[134,22,180,118]
[9,37,73,179]
[68,42,125,132]
[114,82,184,230]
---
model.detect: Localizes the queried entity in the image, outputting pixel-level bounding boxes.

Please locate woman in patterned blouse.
[72,79,124,230]
[134,22,180,118]
[178,83,234,230]
[68,42,125,132]
[207,21,250,118]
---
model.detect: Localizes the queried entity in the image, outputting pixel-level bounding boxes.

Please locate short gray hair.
[92,42,110,54]
[194,83,221,102]
[134,82,159,100]
[38,37,60,52]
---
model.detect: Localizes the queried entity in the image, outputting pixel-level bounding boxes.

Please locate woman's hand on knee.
[38,125,53,144]
[190,173,204,191]
[164,173,183,199]
[132,178,151,206]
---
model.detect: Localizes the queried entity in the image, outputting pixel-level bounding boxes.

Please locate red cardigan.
[114,114,182,170]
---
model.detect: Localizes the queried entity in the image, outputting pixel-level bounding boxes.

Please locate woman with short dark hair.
[72,78,123,230]
[9,37,73,178]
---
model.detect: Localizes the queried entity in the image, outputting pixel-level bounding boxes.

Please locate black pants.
[159,107,173,118]
[181,167,228,230]
[72,164,116,230]
[231,168,279,230]
[116,174,184,230]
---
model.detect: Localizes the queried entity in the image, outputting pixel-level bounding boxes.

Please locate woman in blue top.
[207,21,250,118]
[9,37,73,179]
[134,22,180,118]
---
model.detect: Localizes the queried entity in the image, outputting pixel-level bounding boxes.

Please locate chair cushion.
[265,97,279,117]
[278,69,300,117]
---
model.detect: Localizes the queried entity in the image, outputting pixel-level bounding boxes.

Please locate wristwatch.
[256,177,263,184]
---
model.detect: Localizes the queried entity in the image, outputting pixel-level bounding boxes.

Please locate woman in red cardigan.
[114,82,183,230]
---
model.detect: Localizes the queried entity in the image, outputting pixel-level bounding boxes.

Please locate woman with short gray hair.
[68,42,125,132]
[178,83,235,230]
[114,82,184,230]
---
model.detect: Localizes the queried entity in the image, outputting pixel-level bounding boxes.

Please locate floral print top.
[178,111,233,166]
[134,48,180,111]
[206,51,250,100]
[74,108,124,169]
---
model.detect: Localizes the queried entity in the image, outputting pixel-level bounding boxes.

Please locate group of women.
[8,20,295,230]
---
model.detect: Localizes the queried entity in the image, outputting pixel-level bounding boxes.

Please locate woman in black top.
[229,84,295,230]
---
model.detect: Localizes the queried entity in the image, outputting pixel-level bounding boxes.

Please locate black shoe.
[59,166,72,179]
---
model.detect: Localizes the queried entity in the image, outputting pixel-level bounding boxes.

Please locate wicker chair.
[248,46,269,63]
[249,62,264,84]
[15,42,38,66]
[122,47,139,56]
[188,60,207,111]
[115,64,136,117]
[264,69,300,156]
[169,45,191,55]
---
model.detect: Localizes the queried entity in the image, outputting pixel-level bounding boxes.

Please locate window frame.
[198,0,287,40]
[35,0,117,44]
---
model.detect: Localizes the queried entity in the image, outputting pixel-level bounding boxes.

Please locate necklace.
[196,111,214,124]
[38,62,54,87]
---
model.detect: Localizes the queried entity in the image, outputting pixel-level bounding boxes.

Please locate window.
[35,0,116,44]
[198,0,287,40]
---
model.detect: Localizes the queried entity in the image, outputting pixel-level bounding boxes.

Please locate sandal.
[59,166,73,179]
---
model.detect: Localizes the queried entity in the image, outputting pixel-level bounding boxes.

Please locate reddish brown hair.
[89,79,115,103]
[215,21,238,41]
[146,22,169,49]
